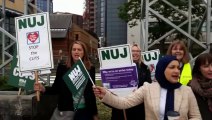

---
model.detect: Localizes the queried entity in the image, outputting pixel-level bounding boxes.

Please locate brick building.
[50,13,98,65]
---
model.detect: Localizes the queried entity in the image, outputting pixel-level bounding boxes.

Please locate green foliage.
[97,99,112,120]
[96,80,102,86]
[0,76,18,91]
[118,0,142,27]
[118,0,206,54]
[96,80,112,120]
[118,0,205,27]
[0,76,8,86]
[118,0,205,36]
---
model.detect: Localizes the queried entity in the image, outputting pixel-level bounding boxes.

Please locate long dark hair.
[66,41,92,70]
[192,53,212,78]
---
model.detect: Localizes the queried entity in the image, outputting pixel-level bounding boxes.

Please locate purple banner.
[100,65,138,89]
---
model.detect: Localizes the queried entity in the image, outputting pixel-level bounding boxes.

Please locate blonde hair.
[66,41,92,70]
[166,39,189,63]
[131,43,143,63]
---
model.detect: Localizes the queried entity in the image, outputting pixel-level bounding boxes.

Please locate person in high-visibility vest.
[166,39,192,85]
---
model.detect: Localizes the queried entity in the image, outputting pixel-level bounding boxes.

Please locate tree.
[118,0,206,54]
[118,0,205,27]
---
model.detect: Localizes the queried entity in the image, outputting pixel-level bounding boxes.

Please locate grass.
[97,99,112,120]
[96,80,112,120]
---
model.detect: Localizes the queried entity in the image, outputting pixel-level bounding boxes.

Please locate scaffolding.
[0,0,51,76]
[1,0,212,76]
[140,0,211,64]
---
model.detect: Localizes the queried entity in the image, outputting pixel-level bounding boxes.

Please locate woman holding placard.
[93,55,201,120]
[110,44,151,120]
[34,41,98,120]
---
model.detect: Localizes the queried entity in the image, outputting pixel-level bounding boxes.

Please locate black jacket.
[111,62,152,120]
[194,93,212,120]
[45,63,98,118]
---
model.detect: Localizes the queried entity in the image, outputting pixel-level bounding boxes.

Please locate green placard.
[63,59,89,96]
[8,51,35,90]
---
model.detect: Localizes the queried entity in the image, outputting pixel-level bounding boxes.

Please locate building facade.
[35,0,53,13]
[95,0,127,46]
[0,0,24,13]
[50,13,98,65]
[106,0,127,46]
[0,0,24,55]
[95,0,105,47]
[84,0,95,32]
[127,20,141,46]
[72,14,83,28]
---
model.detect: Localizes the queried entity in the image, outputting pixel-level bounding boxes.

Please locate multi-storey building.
[93,0,127,47]
[84,0,95,32]
[0,0,24,62]
[35,0,53,13]
[0,0,23,36]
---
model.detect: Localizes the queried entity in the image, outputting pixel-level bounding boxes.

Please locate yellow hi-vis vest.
[179,63,192,85]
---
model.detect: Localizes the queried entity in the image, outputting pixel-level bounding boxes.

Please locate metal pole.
[187,0,192,48]
[145,0,149,51]
[46,0,51,86]
[24,0,28,15]
[47,0,50,13]
[1,0,5,75]
[140,0,144,50]
[206,0,211,52]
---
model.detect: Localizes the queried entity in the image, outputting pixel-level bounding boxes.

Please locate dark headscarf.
[155,55,182,120]
[155,55,182,90]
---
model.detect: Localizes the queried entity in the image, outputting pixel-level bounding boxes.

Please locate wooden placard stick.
[35,71,40,101]
[18,88,22,96]
[123,109,127,120]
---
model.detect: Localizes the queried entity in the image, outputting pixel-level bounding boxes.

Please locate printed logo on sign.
[130,80,137,87]
[27,31,40,45]
[149,64,155,72]
[68,65,85,90]
[18,79,26,87]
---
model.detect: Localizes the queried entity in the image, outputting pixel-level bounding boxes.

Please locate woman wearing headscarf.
[110,44,151,120]
[93,55,201,120]
[189,53,212,120]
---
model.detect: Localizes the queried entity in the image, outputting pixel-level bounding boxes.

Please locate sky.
[53,0,85,15]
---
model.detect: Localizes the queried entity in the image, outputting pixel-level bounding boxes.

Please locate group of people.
[35,39,212,120]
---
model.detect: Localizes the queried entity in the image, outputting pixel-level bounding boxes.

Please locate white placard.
[15,12,54,72]
[98,44,133,68]
[141,49,160,81]
[141,49,160,64]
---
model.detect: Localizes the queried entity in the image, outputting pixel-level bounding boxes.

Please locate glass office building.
[96,0,127,46]
[36,0,53,13]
